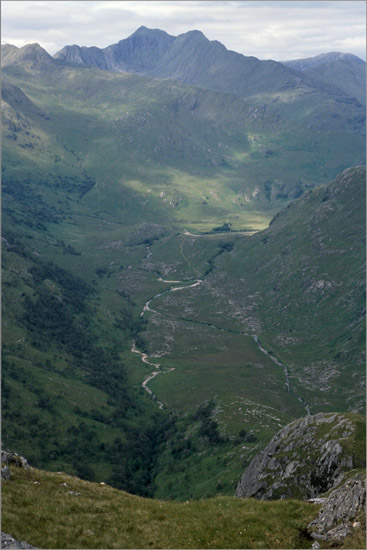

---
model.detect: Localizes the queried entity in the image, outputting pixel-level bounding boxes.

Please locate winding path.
[131,239,311,415]
[131,341,175,410]
[133,276,203,408]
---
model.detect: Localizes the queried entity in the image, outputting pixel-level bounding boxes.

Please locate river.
[131,241,311,415]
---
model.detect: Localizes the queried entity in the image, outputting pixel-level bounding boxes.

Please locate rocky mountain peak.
[130,25,171,38]
[180,29,207,40]
[19,43,52,60]
[2,42,55,69]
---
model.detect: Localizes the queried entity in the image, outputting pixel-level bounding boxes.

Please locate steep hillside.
[141,167,366,421]
[227,166,366,412]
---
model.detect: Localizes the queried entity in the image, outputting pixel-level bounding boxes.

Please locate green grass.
[2,465,320,549]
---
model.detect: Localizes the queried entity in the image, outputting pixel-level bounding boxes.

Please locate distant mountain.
[282,52,366,104]
[52,27,366,140]
[55,26,175,73]
[2,40,365,213]
[54,26,304,99]
[1,43,56,68]
[54,28,366,106]
[282,51,365,70]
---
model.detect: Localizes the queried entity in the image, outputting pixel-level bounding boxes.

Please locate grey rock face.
[1,450,30,481]
[1,533,38,549]
[308,475,366,543]
[235,413,355,500]
[2,450,30,470]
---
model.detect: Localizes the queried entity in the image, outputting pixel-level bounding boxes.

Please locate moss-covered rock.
[235,412,365,500]
[307,473,365,543]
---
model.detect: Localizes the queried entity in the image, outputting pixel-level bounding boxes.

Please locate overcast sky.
[1,0,366,61]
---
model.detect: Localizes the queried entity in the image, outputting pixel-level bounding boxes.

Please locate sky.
[1,0,366,61]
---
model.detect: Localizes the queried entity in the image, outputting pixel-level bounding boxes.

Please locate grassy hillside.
[3,463,366,549]
[215,166,366,412]
[2,43,365,216]
[148,167,365,420]
[1,465,321,549]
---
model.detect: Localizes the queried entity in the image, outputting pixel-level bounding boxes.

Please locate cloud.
[1,0,365,61]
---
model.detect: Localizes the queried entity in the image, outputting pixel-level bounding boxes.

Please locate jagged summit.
[52,26,305,96]
[51,27,366,106]
[1,43,19,53]
[180,29,206,39]
[17,43,51,57]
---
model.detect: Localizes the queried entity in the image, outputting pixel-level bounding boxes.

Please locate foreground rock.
[1,533,38,549]
[307,474,366,544]
[235,413,360,500]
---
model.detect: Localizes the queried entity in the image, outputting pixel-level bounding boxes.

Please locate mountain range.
[1,26,365,513]
[54,27,366,104]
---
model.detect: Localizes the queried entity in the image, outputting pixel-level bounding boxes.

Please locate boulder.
[1,450,30,469]
[307,475,366,543]
[235,413,357,500]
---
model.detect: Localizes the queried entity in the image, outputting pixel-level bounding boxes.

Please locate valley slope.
[1,36,365,501]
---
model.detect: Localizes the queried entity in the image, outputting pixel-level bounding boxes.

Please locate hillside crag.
[235,413,360,500]
[307,474,365,544]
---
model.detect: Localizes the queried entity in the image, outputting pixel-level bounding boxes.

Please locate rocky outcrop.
[307,475,366,543]
[1,450,30,480]
[235,413,359,500]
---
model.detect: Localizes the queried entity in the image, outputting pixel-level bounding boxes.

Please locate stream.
[131,341,174,410]
[252,335,311,415]
[132,275,203,408]
[131,242,311,415]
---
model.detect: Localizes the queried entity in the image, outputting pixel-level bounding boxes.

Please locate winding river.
[131,242,311,415]
[132,276,203,409]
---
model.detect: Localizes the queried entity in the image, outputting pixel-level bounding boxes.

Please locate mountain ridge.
[52,27,365,105]
[53,26,306,99]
